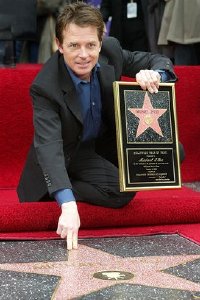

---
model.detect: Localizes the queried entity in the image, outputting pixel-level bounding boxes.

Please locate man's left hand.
[136,70,161,93]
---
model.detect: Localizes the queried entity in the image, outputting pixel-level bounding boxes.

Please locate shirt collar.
[66,63,100,88]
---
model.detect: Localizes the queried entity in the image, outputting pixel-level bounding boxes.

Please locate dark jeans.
[68,141,136,208]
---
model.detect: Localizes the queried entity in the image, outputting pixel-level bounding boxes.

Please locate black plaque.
[113,82,181,191]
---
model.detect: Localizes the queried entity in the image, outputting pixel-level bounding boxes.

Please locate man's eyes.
[68,43,97,49]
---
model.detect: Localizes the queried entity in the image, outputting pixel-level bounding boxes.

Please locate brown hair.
[56,2,104,44]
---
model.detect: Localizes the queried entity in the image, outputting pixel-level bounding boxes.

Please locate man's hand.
[136,70,161,93]
[56,201,80,250]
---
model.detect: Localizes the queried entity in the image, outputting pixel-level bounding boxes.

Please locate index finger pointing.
[72,232,78,249]
[67,231,73,250]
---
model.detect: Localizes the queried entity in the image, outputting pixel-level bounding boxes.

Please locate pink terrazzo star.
[129,92,167,138]
[1,244,200,299]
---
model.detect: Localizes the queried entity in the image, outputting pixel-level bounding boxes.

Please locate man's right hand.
[56,201,80,250]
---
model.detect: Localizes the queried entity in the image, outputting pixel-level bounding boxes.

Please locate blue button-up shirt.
[68,63,102,141]
[54,63,102,205]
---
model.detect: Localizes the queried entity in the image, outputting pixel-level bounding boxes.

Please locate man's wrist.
[53,188,76,206]
[61,201,77,210]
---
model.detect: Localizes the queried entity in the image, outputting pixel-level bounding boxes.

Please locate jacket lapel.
[98,61,116,127]
[63,88,83,124]
[59,55,83,124]
[98,63,116,88]
[98,55,116,100]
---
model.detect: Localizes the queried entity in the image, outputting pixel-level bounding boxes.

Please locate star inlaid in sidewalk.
[1,244,200,299]
[129,92,167,138]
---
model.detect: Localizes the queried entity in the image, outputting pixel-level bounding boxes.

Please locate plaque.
[113,82,181,191]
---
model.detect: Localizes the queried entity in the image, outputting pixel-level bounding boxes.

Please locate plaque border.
[113,81,181,192]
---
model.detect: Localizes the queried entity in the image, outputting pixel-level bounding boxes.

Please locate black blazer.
[17,37,176,202]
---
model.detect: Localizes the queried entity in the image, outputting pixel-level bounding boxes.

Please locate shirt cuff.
[53,188,76,206]
[156,69,171,83]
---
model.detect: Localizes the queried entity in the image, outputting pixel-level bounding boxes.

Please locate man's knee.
[109,192,136,208]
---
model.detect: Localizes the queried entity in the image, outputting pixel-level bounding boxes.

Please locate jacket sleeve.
[31,87,72,196]
[101,36,177,82]
[122,48,177,82]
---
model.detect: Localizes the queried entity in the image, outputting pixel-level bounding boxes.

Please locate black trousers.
[67,141,136,208]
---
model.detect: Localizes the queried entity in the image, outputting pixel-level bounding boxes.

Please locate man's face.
[56,23,101,81]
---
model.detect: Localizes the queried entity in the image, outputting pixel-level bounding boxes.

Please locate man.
[17,2,178,250]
